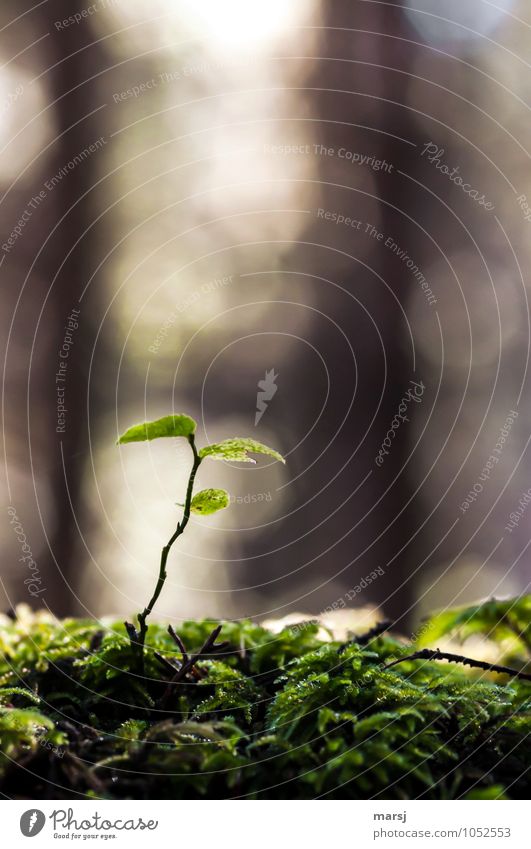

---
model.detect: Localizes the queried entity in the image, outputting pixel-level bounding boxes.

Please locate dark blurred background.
[1,0,530,632]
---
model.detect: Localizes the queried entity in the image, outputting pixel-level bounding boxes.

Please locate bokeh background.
[1,0,530,632]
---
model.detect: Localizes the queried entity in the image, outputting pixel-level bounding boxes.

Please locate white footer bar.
[4,800,527,849]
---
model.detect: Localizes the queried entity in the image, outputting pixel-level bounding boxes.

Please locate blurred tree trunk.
[233,2,423,628]
[301,3,422,626]
[21,0,109,615]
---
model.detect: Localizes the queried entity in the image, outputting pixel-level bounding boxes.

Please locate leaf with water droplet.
[199,438,284,464]
[191,488,230,515]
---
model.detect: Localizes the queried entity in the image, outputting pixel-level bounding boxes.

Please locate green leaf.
[199,438,284,465]
[417,596,531,651]
[191,489,230,515]
[117,414,196,444]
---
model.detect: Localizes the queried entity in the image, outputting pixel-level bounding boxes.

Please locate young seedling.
[117,414,284,671]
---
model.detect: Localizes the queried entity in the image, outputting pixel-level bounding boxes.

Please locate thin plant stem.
[135,434,201,671]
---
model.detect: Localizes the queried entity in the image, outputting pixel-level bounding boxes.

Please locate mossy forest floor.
[0,598,529,799]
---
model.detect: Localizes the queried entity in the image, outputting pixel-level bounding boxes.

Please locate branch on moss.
[159,625,229,709]
[89,631,104,652]
[168,624,189,659]
[338,620,393,654]
[384,648,531,682]
[124,621,139,646]
[154,652,180,677]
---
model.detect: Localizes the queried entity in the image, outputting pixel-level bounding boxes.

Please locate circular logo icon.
[20,810,46,837]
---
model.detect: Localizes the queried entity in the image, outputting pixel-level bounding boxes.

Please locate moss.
[0,599,529,799]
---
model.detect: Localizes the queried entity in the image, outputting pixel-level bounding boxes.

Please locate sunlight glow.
[0,67,51,181]
[181,0,301,51]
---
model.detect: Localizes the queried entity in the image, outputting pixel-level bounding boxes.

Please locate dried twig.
[89,631,104,652]
[124,621,138,646]
[168,625,189,661]
[154,651,180,676]
[338,619,393,654]
[159,625,229,709]
[198,624,224,654]
[384,648,531,682]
